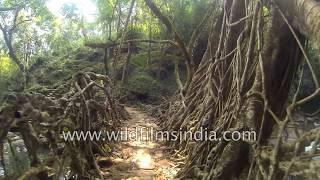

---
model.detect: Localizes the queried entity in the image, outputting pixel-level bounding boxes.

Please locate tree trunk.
[276,0,320,43]
[104,48,109,75]
[1,30,26,90]
[144,0,194,90]
[109,0,119,40]
[116,1,122,38]
[162,0,320,179]
[114,0,135,80]
[121,42,132,82]
[147,14,152,68]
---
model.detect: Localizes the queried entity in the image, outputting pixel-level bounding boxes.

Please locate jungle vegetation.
[0,0,319,179]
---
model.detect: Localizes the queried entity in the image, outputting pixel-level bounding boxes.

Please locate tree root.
[0,71,127,179]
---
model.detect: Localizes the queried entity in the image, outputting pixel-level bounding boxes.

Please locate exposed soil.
[101,107,178,180]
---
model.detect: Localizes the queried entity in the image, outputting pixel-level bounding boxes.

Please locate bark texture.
[276,0,320,42]
[159,0,320,179]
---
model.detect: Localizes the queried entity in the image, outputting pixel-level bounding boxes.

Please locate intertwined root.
[158,1,320,179]
[0,72,127,179]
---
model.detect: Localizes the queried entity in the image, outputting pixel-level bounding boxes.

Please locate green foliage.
[126,25,143,40]
[131,51,161,69]
[116,51,178,103]
[167,0,212,42]
[95,0,116,21]
[124,71,159,95]
[0,55,18,80]
[262,6,270,16]
[0,54,19,102]
[28,49,104,90]
[93,0,213,42]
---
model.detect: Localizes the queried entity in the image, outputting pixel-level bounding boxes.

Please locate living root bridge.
[159,0,320,179]
[85,39,177,49]
[0,72,128,179]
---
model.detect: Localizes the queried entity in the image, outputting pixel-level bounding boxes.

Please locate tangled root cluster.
[157,0,320,179]
[0,72,128,179]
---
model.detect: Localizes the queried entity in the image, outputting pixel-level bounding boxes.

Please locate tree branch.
[144,0,194,90]
[85,39,177,49]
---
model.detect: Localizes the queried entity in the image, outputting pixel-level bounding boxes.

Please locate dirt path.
[102,107,178,180]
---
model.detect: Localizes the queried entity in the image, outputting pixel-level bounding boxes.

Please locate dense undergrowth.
[0,46,180,106]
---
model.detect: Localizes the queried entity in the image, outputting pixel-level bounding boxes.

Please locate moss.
[27,84,44,92]
[124,71,159,95]
[112,50,180,104]
[131,51,162,69]
[25,48,177,105]
[28,53,104,92]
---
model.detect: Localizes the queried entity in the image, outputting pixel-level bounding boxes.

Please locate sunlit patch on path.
[100,107,178,179]
[134,149,154,169]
